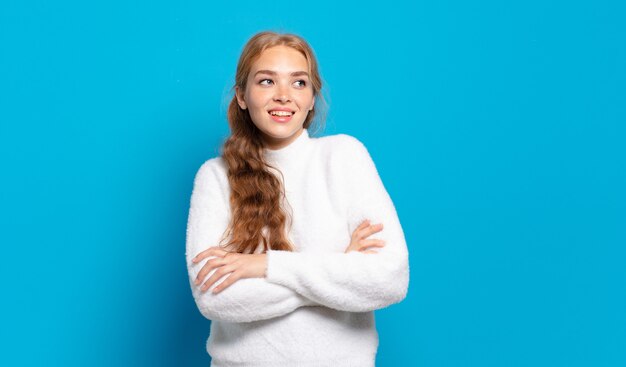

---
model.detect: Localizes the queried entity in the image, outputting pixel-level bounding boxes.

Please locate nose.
[273,84,291,103]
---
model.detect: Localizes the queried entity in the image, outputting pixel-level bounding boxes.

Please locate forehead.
[250,45,309,75]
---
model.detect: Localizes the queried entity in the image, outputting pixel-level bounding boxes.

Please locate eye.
[259,79,273,86]
[294,79,307,88]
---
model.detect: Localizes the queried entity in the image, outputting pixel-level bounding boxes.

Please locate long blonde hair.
[219,31,326,254]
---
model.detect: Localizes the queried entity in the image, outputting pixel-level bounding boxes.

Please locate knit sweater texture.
[185,128,410,367]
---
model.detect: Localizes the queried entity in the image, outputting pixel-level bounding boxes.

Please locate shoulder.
[317,132,365,149]
[313,133,377,182]
[193,156,228,186]
[315,133,370,159]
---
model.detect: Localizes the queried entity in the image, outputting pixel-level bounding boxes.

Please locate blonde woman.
[186,31,409,367]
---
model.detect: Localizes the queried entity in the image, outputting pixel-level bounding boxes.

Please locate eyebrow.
[254,70,309,77]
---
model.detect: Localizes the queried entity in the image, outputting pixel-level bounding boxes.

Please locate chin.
[265,124,301,135]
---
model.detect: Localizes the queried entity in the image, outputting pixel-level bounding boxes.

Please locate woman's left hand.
[192,247,267,294]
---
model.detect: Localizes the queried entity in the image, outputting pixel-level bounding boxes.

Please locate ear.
[235,86,247,110]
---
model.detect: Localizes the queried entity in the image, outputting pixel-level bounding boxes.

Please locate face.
[236,45,315,150]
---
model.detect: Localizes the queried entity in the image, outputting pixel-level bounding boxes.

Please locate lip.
[267,107,295,123]
[267,107,295,113]
[268,113,293,123]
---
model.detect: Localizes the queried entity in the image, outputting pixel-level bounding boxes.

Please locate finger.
[195,257,227,285]
[358,219,371,229]
[361,250,378,254]
[192,247,216,263]
[212,270,243,294]
[358,239,386,250]
[201,264,236,292]
[351,220,371,239]
[192,246,228,263]
[361,223,384,238]
[355,223,380,239]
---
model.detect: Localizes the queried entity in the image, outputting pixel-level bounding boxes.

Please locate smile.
[268,110,294,123]
[269,111,294,117]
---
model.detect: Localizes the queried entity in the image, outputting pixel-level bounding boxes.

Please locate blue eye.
[259,79,273,85]
[294,80,307,87]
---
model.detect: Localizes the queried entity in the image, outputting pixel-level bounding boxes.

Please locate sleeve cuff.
[265,249,294,286]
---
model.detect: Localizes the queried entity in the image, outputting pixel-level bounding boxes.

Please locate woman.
[186,31,409,367]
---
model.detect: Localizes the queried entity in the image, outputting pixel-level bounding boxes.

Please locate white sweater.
[185,128,410,367]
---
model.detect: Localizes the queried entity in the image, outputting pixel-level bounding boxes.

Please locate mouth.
[267,109,294,123]
[267,110,295,117]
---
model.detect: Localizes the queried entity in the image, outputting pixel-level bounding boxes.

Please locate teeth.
[270,111,293,116]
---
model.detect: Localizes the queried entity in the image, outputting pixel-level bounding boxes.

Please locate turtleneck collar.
[263,128,312,166]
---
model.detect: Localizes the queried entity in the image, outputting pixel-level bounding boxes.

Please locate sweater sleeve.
[186,160,317,323]
[265,137,410,312]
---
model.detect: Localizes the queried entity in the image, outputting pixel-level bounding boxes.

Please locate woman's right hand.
[345,219,386,254]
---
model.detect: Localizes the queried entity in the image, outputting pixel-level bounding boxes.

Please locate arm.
[265,137,410,312]
[186,160,317,323]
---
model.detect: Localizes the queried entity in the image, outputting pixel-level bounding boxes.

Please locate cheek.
[293,86,312,99]
[297,93,315,109]
[246,87,270,102]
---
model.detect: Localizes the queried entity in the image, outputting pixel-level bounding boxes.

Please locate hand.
[192,247,267,294]
[345,219,386,254]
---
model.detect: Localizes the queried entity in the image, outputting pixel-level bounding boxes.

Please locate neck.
[263,128,311,166]
[263,128,305,151]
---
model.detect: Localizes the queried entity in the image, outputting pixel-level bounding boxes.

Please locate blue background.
[1,1,624,366]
